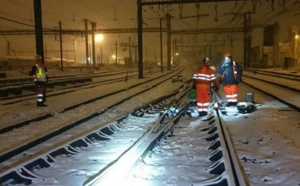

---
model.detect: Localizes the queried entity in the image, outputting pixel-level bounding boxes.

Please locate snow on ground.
[1,66,300,186]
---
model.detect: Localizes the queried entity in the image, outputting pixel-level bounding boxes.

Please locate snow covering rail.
[84,89,249,186]
[241,76,300,112]
[0,67,181,134]
[0,86,182,185]
[0,68,183,164]
[245,68,300,81]
[83,86,191,186]
[203,110,249,186]
[242,72,300,93]
[0,69,160,102]
[1,73,249,186]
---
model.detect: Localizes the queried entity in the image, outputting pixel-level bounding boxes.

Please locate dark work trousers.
[35,81,47,106]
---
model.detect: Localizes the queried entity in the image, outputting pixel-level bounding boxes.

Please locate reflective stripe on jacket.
[193,64,218,87]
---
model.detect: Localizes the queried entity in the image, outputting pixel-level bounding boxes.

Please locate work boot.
[40,103,48,107]
[37,102,47,107]
[225,102,232,107]
[231,102,237,106]
[198,111,207,117]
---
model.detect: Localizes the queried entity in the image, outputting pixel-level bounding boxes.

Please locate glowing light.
[214,102,219,109]
[89,147,142,186]
[112,54,116,59]
[175,52,179,56]
[95,34,104,42]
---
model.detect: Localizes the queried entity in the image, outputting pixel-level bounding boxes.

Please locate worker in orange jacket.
[193,57,219,117]
[217,52,242,107]
[31,55,48,107]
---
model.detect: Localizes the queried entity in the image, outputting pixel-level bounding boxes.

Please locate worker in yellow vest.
[31,55,48,107]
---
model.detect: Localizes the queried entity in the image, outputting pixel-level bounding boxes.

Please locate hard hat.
[224,52,231,57]
[203,57,210,63]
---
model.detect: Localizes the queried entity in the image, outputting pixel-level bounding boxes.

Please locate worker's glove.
[33,76,37,82]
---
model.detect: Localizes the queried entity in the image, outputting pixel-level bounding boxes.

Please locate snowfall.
[0,64,300,186]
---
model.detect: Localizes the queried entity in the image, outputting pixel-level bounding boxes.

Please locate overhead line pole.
[84,19,89,67]
[166,13,171,71]
[160,17,163,73]
[137,0,143,79]
[91,22,96,67]
[33,0,44,63]
[137,0,245,78]
[59,21,63,70]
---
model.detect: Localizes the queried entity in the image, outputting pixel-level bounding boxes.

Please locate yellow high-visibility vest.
[35,64,47,82]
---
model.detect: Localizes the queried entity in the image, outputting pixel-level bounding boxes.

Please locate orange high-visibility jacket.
[193,64,219,87]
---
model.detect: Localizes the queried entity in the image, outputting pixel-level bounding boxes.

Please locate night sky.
[0,0,299,64]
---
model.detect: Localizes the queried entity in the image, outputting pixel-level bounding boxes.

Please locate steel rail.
[0,68,169,133]
[244,69,300,81]
[83,85,191,186]
[85,87,249,186]
[203,109,249,186]
[241,80,300,112]
[0,68,184,165]
[0,69,161,102]
[0,83,184,185]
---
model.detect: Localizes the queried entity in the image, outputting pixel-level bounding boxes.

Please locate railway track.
[0,77,249,186]
[0,69,160,104]
[84,104,248,186]
[0,67,184,160]
[241,69,300,111]
[0,67,184,184]
[245,68,300,81]
[1,67,299,186]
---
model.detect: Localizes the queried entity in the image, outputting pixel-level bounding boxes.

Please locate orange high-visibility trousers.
[223,84,238,104]
[196,84,210,112]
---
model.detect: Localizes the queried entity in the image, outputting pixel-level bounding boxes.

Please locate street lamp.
[95,34,104,65]
[95,34,104,42]
[295,34,299,64]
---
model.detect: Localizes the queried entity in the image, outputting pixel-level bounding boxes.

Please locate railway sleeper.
[21,84,36,92]
[0,86,22,97]
[198,112,247,186]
